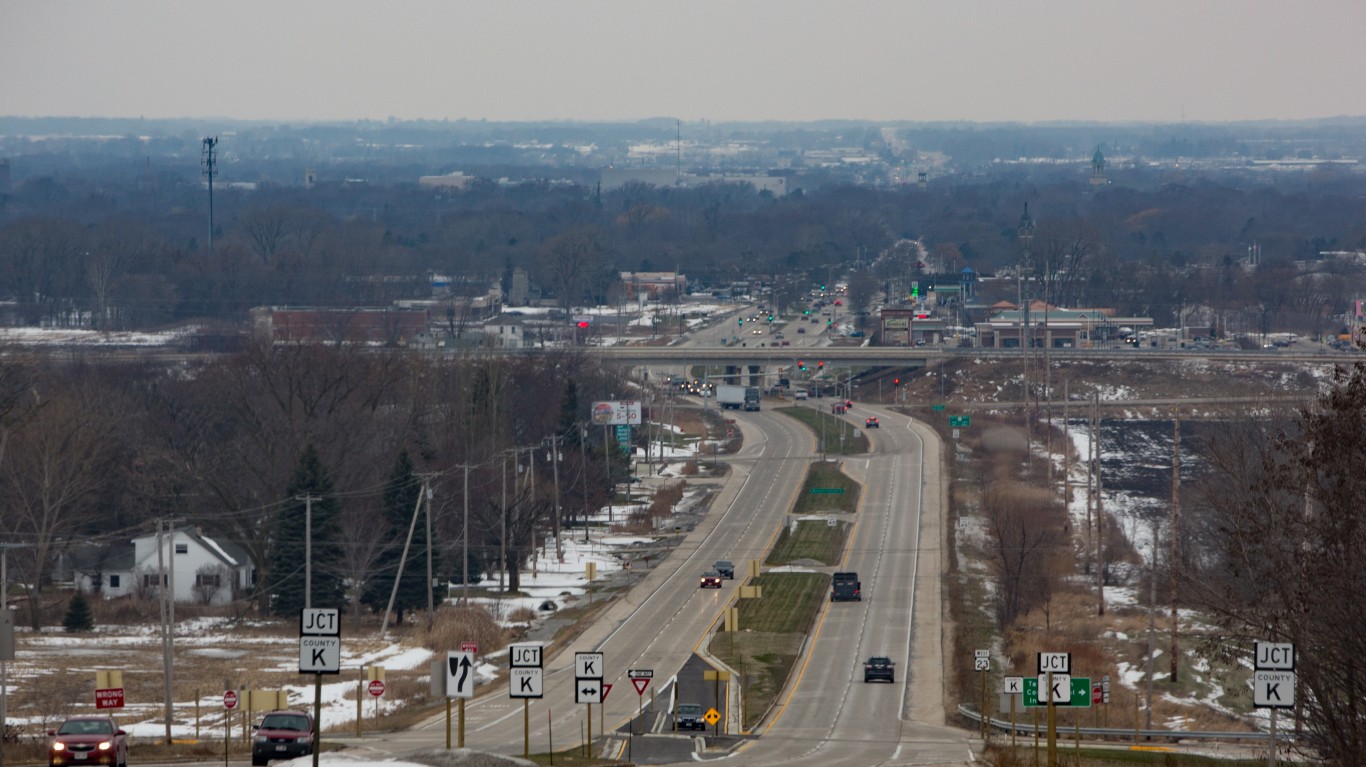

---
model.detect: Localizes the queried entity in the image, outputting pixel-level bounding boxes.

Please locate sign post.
[975,650,990,739]
[509,643,543,760]
[629,669,653,737]
[299,608,340,767]
[1253,641,1295,767]
[222,688,237,767]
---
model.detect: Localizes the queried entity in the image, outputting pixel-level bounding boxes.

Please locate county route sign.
[1023,676,1091,707]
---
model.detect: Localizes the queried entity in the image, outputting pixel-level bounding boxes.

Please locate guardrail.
[956,704,1290,743]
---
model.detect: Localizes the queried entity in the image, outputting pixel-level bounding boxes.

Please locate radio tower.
[201,136,218,252]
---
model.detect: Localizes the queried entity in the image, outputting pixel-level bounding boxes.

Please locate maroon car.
[48,716,128,767]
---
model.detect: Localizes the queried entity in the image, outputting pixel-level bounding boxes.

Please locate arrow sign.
[631,677,650,696]
[575,677,602,704]
[446,650,475,699]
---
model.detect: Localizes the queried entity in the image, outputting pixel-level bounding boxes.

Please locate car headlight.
[254,735,267,743]
[98,741,113,751]
[51,742,67,752]
[298,735,312,745]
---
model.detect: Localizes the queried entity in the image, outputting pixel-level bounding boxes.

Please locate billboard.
[591,401,642,426]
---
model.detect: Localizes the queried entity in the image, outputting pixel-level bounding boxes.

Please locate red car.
[865,417,879,428]
[699,571,723,588]
[49,716,128,767]
[252,710,316,766]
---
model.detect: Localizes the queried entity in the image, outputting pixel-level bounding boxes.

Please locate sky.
[4,0,1365,125]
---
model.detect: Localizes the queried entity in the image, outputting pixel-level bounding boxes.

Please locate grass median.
[776,405,870,455]
[707,572,829,731]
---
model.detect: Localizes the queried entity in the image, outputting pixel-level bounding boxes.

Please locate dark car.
[714,560,735,579]
[699,571,723,588]
[49,716,128,767]
[675,703,706,731]
[865,417,879,428]
[251,710,315,766]
[864,656,895,683]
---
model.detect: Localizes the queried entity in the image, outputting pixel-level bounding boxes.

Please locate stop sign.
[223,690,239,710]
[368,679,385,697]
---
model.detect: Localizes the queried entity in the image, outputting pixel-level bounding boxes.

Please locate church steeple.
[1090,145,1107,186]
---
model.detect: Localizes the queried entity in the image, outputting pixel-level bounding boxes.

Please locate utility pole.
[297,495,321,609]
[500,453,507,593]
[549,434,563,562]
[462,464,470,607]
[1145,517,1158,730]
[420,474,438,629]
[581,425,591,544]
[0,544,22,767]
[1170,408,1181,683]
[1094,393,1105,617]
[1017,203,1036,466]
[157,519,173,745]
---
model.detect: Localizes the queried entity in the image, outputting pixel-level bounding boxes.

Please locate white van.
[794,390,808,400]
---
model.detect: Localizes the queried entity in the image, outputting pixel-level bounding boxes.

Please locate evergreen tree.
[63,590,94,632]
[361,451,439,624]
[267,445,345,616]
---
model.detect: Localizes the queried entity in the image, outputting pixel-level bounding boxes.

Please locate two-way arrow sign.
[575,678,602,704]
[446,650,475,699]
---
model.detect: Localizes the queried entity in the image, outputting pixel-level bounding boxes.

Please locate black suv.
[714,560,735,579]
[863,656,895,683]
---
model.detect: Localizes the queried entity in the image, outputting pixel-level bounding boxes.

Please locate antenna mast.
[201,136,218,252]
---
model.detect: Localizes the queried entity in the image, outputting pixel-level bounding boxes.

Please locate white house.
[72,527,255,607]
[483,314,525,349]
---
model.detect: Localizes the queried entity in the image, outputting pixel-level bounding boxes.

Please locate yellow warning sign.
[703,708,720,726]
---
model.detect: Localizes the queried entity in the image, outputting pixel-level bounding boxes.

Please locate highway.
[725,401,971,767]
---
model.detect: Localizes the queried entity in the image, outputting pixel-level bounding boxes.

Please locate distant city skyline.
[4,0,1364,126]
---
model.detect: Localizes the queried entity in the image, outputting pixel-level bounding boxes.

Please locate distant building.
[251,306,431,345]
[69,527,254,606]
[600,168,787,196]
[419,171,474,190]
[973,301,1152,348]
[1091,146,1107,186]
[508,268,530,306]
[483,314,525,349]
[620,271,687,301]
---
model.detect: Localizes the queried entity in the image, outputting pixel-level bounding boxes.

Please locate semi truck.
[717,384,761,411]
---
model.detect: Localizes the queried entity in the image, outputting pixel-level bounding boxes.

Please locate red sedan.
[49,716,128,767]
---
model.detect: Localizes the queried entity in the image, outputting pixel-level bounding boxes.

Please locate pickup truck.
[831,571,861,601]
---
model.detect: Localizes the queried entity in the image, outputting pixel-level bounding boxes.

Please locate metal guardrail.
[956,704,1291,743]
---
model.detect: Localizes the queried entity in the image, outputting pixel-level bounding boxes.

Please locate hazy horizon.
[5,1,1365,125]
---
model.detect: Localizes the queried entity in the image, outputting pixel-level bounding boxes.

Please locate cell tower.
[201,136,218,252]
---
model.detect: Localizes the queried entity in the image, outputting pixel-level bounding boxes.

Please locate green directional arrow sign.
[810,488,846,494]
[1023,676,1091,708]
[949,415,970,428]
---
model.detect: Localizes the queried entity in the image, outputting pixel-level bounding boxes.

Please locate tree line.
[3,167,1366,336]
[0,343,636,629]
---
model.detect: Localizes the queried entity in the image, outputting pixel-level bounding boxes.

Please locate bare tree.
[1187,365,1366,764]
[983,480,1066,626]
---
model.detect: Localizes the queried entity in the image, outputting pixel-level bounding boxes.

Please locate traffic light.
[894,378,901,386]
[576,321,590,329]
[817,361,825,371]
[738,318,744,327]
[767,315,774,322]
[798,360,806,371]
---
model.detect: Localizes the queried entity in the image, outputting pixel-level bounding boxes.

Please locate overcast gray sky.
[4,0,1364,124]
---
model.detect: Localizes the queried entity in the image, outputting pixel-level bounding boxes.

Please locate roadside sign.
[601,683,612,702]
[460,641,478,654]
[368,679,385,697]
[616,424,632,445]
[975,649,989,658]
[223,690,239,710]
[1023,676,1091,707]
[299,636,342,674]
[299,608,340,636]
[575,678,602,704]
[631,677,650,696]
[510,667,544,698]
[974,658,990,672]
[1038,652,1070,674]
[1091,682,1102,705]
[931,404,946,411]
[949,415,970,428]
[575,652,604,679]
[810,488,845,494]
[446,650,475,699]
[627,668,654,679]
[1004,676,1023,694]
[0,607,14,661]
[1255,642,1294,670]
[1253,670,1296,708]
[94,688,125,709]
[510,643,543,668]
[703,708,721,726]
